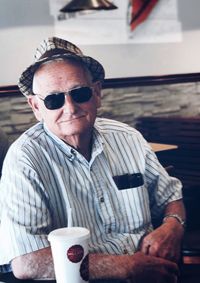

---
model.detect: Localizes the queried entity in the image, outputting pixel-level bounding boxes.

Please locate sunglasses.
[36,86,93,110]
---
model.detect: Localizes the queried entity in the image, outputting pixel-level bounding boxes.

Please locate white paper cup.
[48,227,90,283]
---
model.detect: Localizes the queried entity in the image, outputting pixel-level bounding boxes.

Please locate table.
[0,272,125,283]
[149,142,178,152]
[1,270,200,283]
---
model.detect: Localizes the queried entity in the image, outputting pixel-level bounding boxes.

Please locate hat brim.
[18,53,105,97]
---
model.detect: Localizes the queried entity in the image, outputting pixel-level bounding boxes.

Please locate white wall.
[0,0,54,85]
[1,0,200,85]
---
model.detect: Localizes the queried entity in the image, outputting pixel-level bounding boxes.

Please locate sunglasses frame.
[35,86,93,110]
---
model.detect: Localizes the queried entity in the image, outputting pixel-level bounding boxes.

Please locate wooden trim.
[0,85,21,97]
[1,72,200,97]
[0,85,18,91]
[102,72,200,88]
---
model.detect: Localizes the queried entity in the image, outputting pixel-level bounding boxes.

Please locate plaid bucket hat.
[18,37,105,97]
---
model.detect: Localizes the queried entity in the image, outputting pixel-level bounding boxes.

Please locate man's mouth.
[59,115,86,123]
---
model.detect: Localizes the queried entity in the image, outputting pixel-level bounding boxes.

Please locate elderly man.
[0,37,185,283]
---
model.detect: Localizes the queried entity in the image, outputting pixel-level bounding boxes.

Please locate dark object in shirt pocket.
[113,173,144,190]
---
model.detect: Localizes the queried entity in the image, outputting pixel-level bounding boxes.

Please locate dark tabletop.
[0,272,126,283]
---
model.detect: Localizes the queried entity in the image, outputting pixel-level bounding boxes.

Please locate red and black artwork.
[129,0,159,31]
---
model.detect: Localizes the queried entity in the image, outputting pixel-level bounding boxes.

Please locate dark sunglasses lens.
[44,93,65,110]
[71,87,92,103]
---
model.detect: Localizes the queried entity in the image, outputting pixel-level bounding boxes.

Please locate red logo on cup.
[67,245,84,263]
[80,254,89,281]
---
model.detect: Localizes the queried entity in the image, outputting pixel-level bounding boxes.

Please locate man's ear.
[27,96,42,121]
[93,81,102,108]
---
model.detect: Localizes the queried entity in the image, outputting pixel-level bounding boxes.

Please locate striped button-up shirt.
[0,118,182,271]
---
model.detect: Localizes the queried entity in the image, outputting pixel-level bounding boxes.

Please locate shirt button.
[108,228,111,233]
[100,197,104,203]
[123,249,128,254]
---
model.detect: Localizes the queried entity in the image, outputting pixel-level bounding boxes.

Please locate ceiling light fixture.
[60,0,118,13]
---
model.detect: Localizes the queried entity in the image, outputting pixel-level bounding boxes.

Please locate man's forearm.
[12,249,130,281]
[89,253,130,280]
[12,247,55,280]
[89,252,179,283]
[11,247,179,283]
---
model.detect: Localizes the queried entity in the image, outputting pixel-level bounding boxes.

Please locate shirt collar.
[43,122,105,162]
[43,123,75,160]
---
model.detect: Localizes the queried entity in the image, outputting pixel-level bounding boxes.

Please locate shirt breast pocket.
[113,173,144,190]
[112,173,150,230]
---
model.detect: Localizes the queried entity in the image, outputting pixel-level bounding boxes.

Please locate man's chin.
[59,124,90,137]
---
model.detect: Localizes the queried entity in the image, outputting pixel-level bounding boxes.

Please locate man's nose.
[62,94,78,114]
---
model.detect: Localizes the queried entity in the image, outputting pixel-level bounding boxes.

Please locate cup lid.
[48,227,90,242]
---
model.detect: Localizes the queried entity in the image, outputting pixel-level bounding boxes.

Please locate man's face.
[29,60,101,141]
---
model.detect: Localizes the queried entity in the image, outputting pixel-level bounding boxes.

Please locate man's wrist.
[163,214,186,229]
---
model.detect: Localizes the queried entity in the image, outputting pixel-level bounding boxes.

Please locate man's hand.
[127,251,179,283]
[139,218,184,262]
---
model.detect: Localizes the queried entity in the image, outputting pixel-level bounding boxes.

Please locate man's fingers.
[140,243,150,254]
